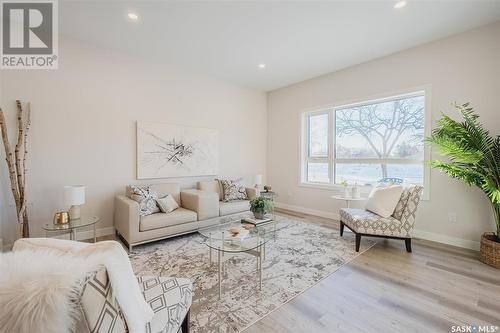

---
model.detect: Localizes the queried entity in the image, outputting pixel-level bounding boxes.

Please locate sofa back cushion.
[149,183,181,204]
[127,183,181,205]
[198,180,223,201]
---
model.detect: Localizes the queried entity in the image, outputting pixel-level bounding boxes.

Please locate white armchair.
[12,238,192,333]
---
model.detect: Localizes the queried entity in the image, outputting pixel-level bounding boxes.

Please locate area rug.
[129,214,375,333]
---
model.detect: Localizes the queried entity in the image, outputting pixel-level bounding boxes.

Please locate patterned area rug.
[129,215,375,333]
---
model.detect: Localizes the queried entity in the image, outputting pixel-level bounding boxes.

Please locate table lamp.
[64,185,85,220]
[254,175,263,192]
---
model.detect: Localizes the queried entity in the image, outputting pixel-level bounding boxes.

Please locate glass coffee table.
[198,218,295,299]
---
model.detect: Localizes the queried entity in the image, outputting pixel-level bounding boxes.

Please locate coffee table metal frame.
[199,218,292,299]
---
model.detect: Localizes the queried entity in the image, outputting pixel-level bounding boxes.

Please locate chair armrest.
[246,187,258,200]
[114,195,140,244]
[13,237,91,253]
[181,189,219,221]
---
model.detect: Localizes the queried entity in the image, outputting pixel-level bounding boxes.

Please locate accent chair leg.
[181,309,190,333]
[340,221,344,237]
[129,244,133,253]
[405,238,412,253]
[355,234,361,252]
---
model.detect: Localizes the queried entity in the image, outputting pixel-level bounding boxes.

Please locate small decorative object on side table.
[43,215,100,242]
[64,185,85,220]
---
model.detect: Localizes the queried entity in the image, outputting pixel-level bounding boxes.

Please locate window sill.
[298,181,430,201]
[298,182,372,194]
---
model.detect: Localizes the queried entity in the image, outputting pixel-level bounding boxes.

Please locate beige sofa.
[114,180,257,251]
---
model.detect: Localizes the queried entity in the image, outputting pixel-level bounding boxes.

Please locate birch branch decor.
[0,100,31,238]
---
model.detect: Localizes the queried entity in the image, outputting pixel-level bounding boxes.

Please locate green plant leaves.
[427,103,500,235]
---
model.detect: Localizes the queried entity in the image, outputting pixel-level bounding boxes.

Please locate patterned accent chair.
[339,185,423,252]
[78,268,192,333]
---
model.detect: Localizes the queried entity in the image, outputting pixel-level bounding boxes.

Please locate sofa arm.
[181,189,219,221]
[246,187,258,200]
[114,195,140,244]
[13,238,91,253]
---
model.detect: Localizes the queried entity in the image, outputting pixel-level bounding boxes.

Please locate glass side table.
[43,215,100,242]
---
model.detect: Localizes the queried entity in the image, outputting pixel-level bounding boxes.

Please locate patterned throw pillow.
[219,179,248,202]
[129,185,160,216]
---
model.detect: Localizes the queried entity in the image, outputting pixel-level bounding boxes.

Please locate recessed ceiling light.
[394,1,407,9]
[128,12,138,20]
[258,64,266,69]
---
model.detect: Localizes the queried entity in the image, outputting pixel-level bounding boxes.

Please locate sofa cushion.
[138,276,192,333]
[220,179,248,202]
[128,185,160,216]
[219,200,250,216]
[365,185,403,218]
[140,208,197,232]
[149,183,181,205]
[198,180,222,201]
[78,268,128,333]
[156,194,179,213]
[340,208,405,237]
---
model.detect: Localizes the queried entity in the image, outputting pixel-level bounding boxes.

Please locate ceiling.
[60,1,500,91]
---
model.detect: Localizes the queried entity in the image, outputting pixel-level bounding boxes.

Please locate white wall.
[0,37,267,246]
[268,22,500,249]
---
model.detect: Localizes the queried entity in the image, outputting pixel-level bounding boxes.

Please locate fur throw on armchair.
[0,250,98,333]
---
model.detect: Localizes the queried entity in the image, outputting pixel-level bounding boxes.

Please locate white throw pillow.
[156,194,179,213]
[365,185,404,218]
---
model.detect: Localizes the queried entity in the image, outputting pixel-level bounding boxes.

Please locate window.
[302,91,427,187]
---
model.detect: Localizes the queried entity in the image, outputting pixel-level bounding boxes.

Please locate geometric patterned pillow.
[128,185,160,216]
[76,267,128,333]
[138,276,192,333]
[219,179,248,202]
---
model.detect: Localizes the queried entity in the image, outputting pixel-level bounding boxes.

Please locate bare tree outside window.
[335,95,425,179]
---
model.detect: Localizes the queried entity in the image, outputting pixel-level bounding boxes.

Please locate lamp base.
[69,205,81,220]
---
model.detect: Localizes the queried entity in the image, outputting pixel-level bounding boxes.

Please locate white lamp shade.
[64,185,85,206]
[255,175,263,185]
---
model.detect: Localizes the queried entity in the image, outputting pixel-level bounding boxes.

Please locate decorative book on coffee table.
[242,217,272,225]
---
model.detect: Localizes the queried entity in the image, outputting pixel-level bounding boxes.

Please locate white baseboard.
[275,201,479,251]
[411,229,480,251]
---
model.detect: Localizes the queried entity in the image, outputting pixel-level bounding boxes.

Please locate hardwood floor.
[244,208,500,333]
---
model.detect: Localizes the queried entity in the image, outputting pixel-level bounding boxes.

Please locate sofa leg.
[128,244,133,253]
[340,221,344,237]
[355,234,361,252]
[405,238,412,253]
[181,309,190,333]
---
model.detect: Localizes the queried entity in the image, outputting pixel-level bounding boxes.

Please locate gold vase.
[53,211,70,224]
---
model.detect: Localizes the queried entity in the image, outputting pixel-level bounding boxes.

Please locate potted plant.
[250,196,274,219]
[427,103,500,268]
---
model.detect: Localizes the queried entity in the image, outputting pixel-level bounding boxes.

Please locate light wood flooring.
[244,208,500,333]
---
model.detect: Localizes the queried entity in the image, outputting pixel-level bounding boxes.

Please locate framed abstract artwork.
[136,122,219,179]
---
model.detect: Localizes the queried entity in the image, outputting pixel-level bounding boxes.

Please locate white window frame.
[299,87,431,200]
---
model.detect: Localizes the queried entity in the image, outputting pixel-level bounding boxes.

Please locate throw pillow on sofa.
[365,185,404,218]
[128,185,160,216]
[156,194,179,213]
[219,179,248,202]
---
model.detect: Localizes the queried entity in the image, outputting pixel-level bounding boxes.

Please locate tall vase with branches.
[427,103,500,242]
[0,100,31,238]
